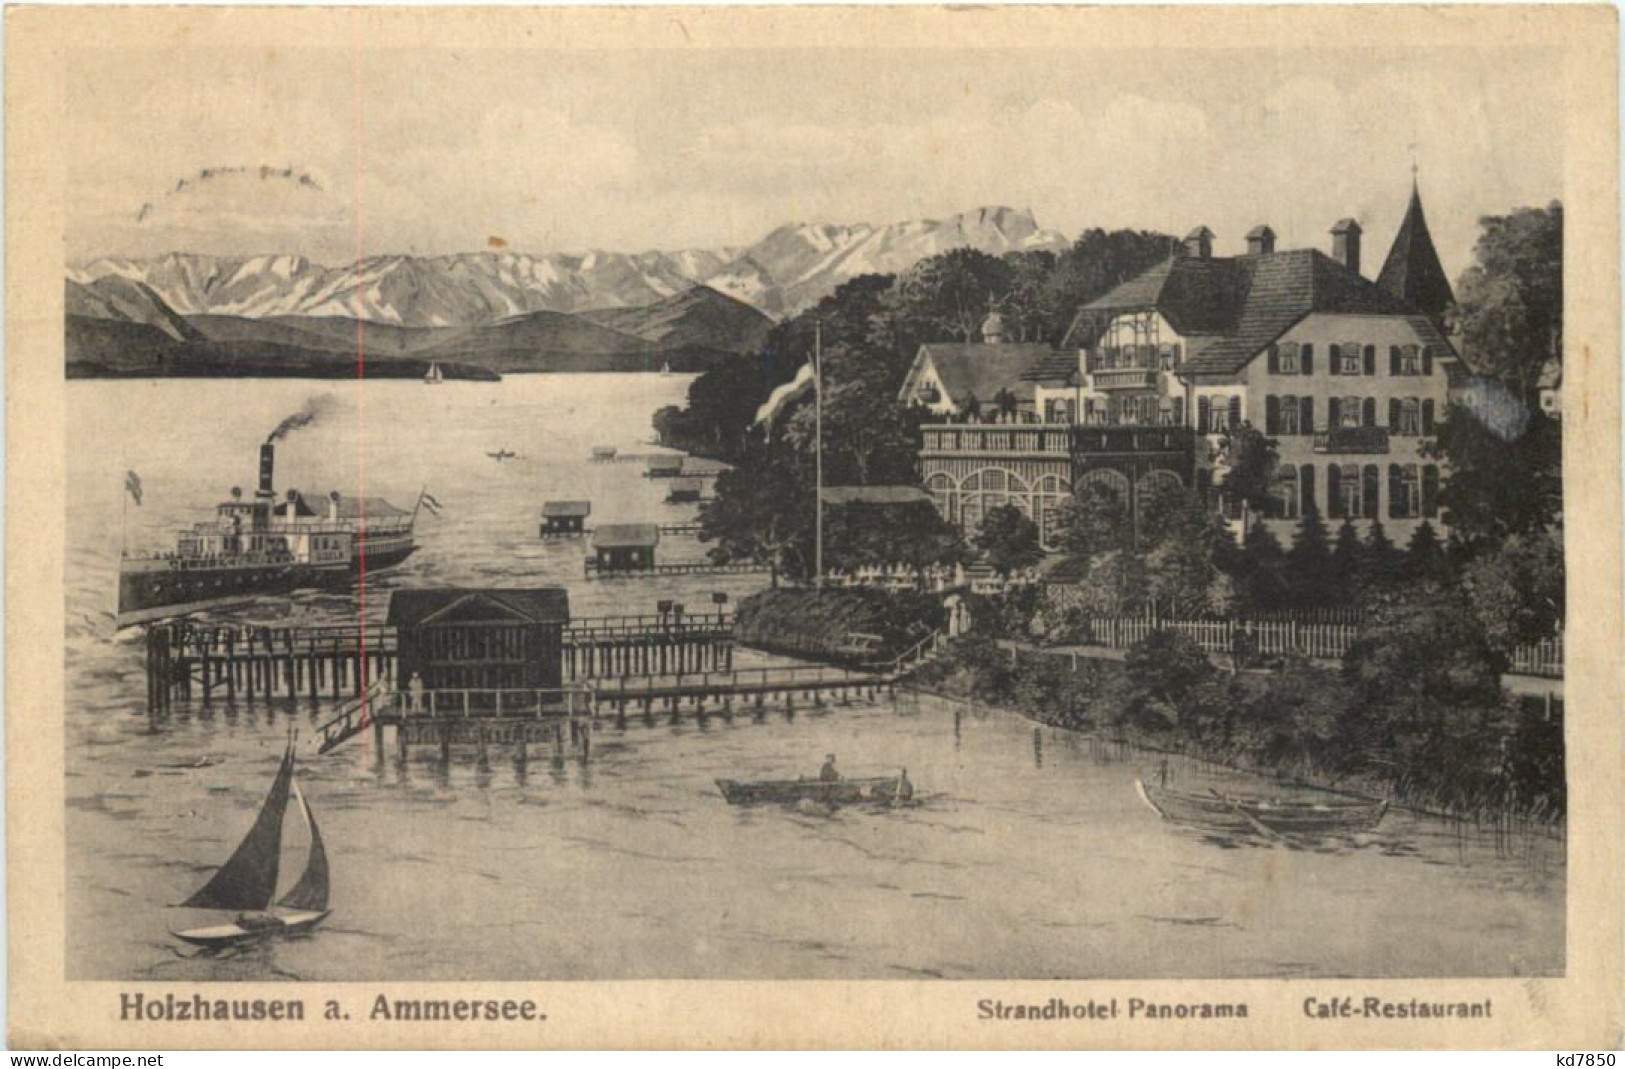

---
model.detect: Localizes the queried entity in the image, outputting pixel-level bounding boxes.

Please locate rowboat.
[1135,778,1387,837]
[171,742,331,949]
[717,775,912,806]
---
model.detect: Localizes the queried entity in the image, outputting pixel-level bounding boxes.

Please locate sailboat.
[424,362,444,385]
[171,744,330,949]
[660,359,672,377]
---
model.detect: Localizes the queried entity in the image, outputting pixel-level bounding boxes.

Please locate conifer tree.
[1286,504,1336,607]
[1234,521,1290,612]
[1361,521,1403,587]
[1331,520,1365,600]
[1404,520,1446,581]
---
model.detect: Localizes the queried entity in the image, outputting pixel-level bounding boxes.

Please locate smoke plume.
[267,395,339,443]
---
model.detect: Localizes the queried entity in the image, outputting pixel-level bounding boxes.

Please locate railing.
[392,686,595,719]
[565,613,732,640]
[1313,427,1391,454]
[866,630,946,677]
[1510,635,1564,678]
[1072,425,1195,452]
[1090,368,1158,390]
[920,424,1071,455]
[599,664,882,698]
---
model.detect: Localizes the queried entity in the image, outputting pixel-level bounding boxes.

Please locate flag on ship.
[124,470,143,506]
[753,360,817,432]
[419,490,443,516]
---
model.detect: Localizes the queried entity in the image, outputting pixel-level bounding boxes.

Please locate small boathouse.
[666,478,704,504]
[645,455,684,479]
[388,588,570,691]
[591,524,660,572]
[539,500,591,536]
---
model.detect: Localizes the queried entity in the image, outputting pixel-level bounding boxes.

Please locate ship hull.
[118,545,415,625]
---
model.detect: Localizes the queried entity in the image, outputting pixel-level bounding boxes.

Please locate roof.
[1377,185,1455,320]
[386,588,570,627]
[645,455,684,470]
[908,342,1050,405]
[542,500,591,517]
[820,486,932,505]
[1074,247,1453,379]
[1021,349,1081,387]
[593,523,660,549]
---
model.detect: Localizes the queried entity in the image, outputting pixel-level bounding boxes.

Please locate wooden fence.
[1071,614,1563,676]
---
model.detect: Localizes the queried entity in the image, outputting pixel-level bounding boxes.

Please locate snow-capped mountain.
[70,206,1067,325]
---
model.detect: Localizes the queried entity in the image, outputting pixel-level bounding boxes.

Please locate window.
[1340,396,1362,428]
[1329,463,1362,518]
[1207,396,1234,433]
[1159,345,1177,370]
[1340,343,1362,375]
[1272,342,1299,375]
[1390,464,1420,518]
[1278,395,1299,435]
[1397,399,1421,435]
[1398,344,1421,375]
[1274,465,1301,520]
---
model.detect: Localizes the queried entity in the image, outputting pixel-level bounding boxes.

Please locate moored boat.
[717,774,912,806]
[1135,778,1387,836]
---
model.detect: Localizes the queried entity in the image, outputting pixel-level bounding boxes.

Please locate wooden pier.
[144,613,738,711]
[539,522,704,540]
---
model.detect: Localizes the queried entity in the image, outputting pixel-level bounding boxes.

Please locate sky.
[65,44,1564,282]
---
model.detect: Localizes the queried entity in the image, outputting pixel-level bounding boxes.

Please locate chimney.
[328,490,340,522]
[1246,225,1276,256]
[1330,218,1363,276]
[1182,227,1214,260]
[257,443,276,499]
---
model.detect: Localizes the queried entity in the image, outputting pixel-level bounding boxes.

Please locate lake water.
[65,375,1563,980]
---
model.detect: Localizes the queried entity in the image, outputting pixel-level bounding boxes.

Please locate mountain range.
[66,205,1067,378]
[70,206,1066,324]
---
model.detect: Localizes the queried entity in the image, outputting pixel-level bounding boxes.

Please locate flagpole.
[814,319,823,590]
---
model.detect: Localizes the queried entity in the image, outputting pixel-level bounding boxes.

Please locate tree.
[1122,630,1217,726]
[1360,521,1405,590]
[1053,481,1130,561]
[1216,423,1280,533]
[1461,530,1565,651]
[1285,505,1337,607]
[1231,522,1291,612]
[1404,521,1447,582]
[975,504,1043,577]
[1139,483,1233,616]
[1450,202,1563,406]
[698,443,814,587]
[1428,404,1562,548]
[1331,520,1365,600]
[1000,249,1063,342]
[886,248,1013,342]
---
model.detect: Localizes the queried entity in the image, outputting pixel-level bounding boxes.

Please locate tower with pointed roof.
[1377,180,1455,321]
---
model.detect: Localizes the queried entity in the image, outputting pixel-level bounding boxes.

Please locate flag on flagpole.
[419,490,443,516]
[124,470,143,506]
[753,361,817,432]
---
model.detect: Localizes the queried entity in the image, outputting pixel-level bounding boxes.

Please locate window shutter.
[1389,464,1403,518]
[1228,396,1242,428]
[1363,465,1380,519]
[1268,345,1280,374]
[1300,397,1314,434]
[1422,465,1440,517]
[1329,345,1341,375]
[1327,464,1343,518]
[1422,345,1434,375]
[1197,396,1211,434]
[1363,346,1376,376]
[1265,395,1280,434]
[1362,397,1377,427]
[1302,345,1314,375]
[1328,397,1342,428]
[1389,398,1402,431]
[1390,346,1401,375]
[1300,464,1316,513]
[1422,399,1436,435]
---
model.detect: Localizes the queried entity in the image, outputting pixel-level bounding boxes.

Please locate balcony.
[1073,425,1196,455]
[1090,368,1158,391]
[1313,427,1391,454]
[921,424,1071,456]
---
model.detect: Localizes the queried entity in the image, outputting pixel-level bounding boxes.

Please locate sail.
[180,748,294,911]
[276,780,330,912]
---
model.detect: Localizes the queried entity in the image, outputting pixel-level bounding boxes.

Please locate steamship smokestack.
[258,443,275,499]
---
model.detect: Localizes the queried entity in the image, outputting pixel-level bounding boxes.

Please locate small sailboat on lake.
[424,362,444,385]
[171,744,330,949]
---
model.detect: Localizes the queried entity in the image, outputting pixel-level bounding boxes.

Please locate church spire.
[1377,179,1454,320]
